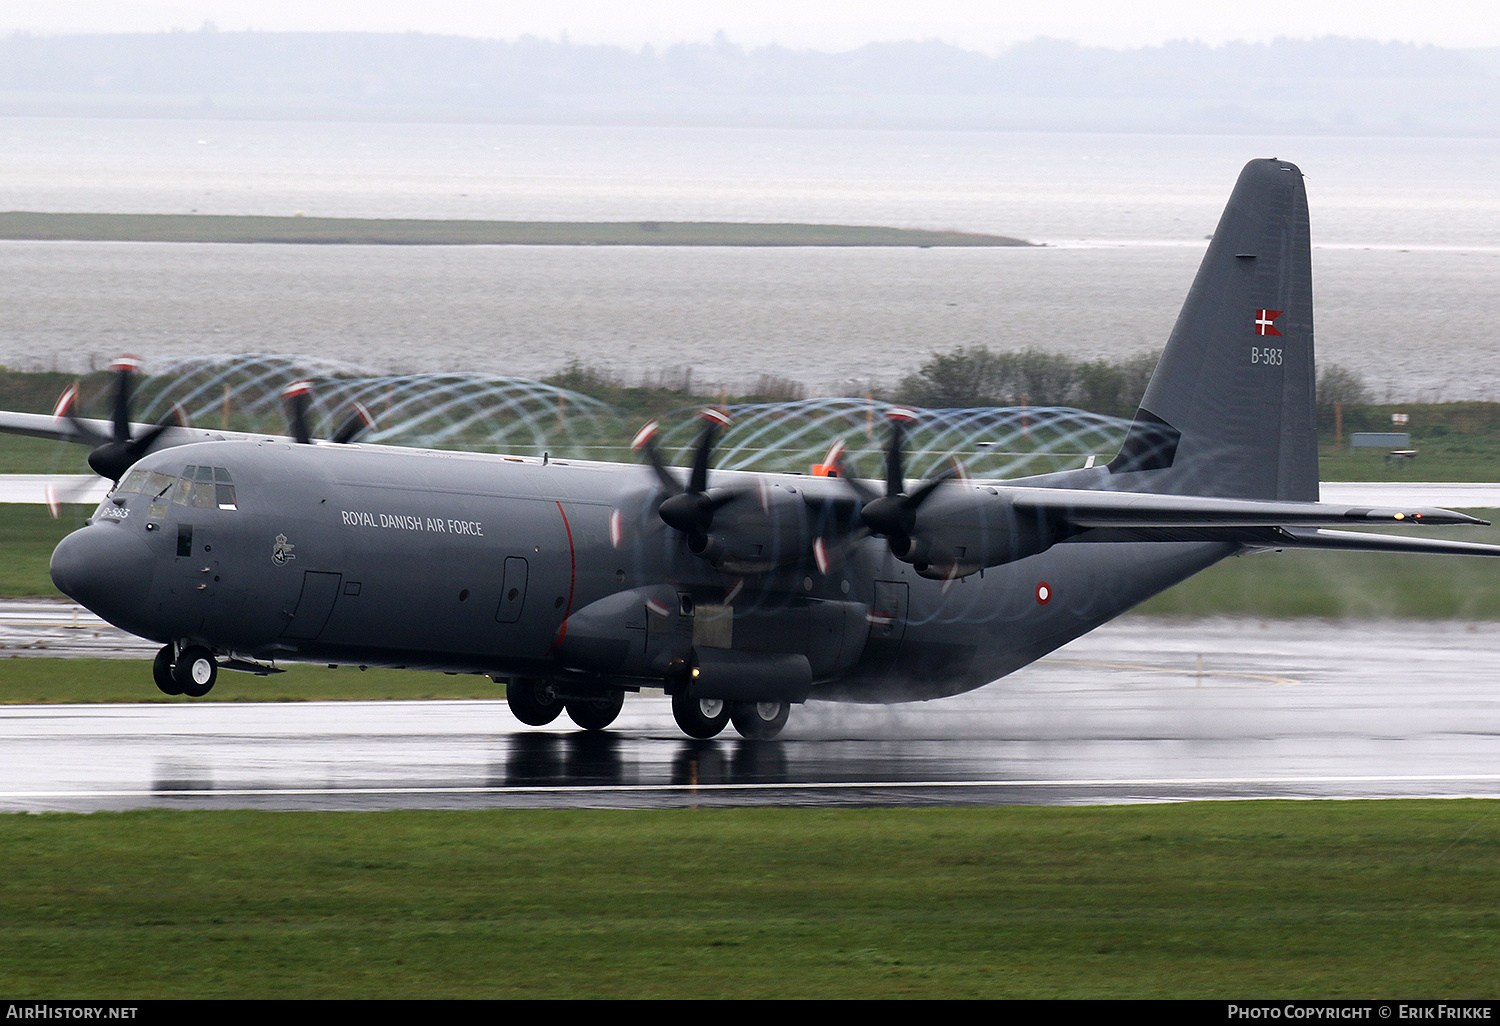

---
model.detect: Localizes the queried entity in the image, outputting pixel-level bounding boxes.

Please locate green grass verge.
[0,802,1497,998]
[0,657,499,703]
[0,504,92,598]
[1136,522,1500,618]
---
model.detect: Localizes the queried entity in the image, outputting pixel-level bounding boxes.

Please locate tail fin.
[1109,158,1317,501]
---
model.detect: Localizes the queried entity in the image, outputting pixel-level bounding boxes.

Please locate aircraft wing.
[1256,527,1500,557]
[989,488,1500,558]
[0,411,114,446]
[0,411,271,449]
[1002,486,1490,529]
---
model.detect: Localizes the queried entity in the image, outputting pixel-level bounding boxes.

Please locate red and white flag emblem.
[1254,309,1283,336]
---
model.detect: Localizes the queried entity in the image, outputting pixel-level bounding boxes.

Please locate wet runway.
[2,614,1499,811]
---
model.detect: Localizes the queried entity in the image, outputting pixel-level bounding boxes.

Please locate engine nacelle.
[683,480,812,574]
[900,488,1063,579]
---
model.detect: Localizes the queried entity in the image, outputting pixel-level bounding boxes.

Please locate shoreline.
[0,211,1033,247]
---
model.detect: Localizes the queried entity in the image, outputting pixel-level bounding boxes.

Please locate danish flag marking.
[1254,309,1284,336]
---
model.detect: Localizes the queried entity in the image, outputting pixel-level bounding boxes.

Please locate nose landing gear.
[153,644,218,698]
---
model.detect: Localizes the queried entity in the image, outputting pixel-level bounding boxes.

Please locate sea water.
[0,118,1494,399]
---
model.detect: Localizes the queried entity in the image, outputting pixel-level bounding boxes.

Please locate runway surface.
[2,609,1498,812]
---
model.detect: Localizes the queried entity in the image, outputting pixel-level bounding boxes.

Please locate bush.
[896,346,1157,416]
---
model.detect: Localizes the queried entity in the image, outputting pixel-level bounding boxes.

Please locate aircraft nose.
[50,525,157,632]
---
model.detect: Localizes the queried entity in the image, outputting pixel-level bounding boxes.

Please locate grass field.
[0,801,1495,998]
[1134,529,1500,618]
[0,657,499,703]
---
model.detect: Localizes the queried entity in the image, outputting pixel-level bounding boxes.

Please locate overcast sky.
[4,1,1500,51]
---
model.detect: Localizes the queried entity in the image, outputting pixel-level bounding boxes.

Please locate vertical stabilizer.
[1109,159,1317,501]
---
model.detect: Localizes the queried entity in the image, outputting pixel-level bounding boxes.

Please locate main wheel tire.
[173,645,217,698]
[507,678,564,726]
[730,700,790,740]
[672,694,730,739]
[152,645,182,696]
[565,690,625,731]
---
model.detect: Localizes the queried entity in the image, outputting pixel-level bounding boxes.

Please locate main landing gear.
[153,644,218,698]
[505,678,625,732]
[667,694,792,740]
[503,679,791,739]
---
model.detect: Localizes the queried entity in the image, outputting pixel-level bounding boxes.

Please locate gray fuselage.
[51,438,1233,703]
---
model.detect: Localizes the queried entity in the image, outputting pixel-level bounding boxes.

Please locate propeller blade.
[53,384,111,448]
[883,407,917,497]
[823,437,879,505]
[635,409,745,548]
[688,408,730,493]
[856,409,954,557]
[108,355,143,444]
[330,401,375,445]
[632,420,685,494]
[73,357,170,482]
[282,380,314,445]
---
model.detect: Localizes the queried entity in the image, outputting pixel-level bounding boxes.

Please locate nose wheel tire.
[672,694,731,738]
[152,645,183,696]
[506,678,564,726]
[565,690,625,731]
[730,700,790,740]
[173,645,217,698]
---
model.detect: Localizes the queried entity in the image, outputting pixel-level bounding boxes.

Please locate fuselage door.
[282,571,343,641]
[495,556,529,624]
[858,580,910,681]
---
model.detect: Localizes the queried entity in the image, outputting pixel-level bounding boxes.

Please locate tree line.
[894,346,1369,419]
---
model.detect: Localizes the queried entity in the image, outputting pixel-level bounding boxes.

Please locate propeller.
[282,380,375,446]
[831,408,956,566]
[632,408,741,553]
[56,356,176,483]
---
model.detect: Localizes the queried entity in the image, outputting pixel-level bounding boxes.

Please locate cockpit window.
[117,468,149,495]
[116,465,237,512]
[178,465,237,510]
[212,467,237,510]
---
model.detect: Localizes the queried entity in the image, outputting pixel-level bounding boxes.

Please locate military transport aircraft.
[5,158,1499,740]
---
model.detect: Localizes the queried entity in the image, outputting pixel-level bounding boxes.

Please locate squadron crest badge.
[271,534,297,565]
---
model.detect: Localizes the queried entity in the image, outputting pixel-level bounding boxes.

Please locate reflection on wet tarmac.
[2,617,1499,811]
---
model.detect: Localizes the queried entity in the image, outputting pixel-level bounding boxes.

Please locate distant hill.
[1,30,1498,135]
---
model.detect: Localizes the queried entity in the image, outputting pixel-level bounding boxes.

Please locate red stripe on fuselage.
[549,500,577,652]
